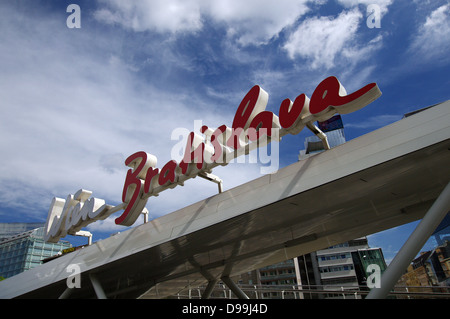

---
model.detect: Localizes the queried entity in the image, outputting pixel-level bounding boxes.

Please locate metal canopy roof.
[1,100,449,299]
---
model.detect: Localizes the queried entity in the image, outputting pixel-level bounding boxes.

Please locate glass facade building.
[0,222,45,240]
[0,225,71,279]
[299,115,347,160]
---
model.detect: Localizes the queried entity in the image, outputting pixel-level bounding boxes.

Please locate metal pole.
[221,276,249,299]
[367,181,450,299]
[306,122,330,150]
[89,273,107,299]
[202,279,218,299]
[58,287,73,299]
[142,208,149,224]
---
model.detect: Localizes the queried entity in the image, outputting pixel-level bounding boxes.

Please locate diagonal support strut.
[366,181,450,299]
[221,276,249,299]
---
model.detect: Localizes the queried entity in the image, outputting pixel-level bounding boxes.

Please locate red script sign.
[116,76,381,226]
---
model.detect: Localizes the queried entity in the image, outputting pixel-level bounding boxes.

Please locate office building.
[311,238,386,297]
[0,224,71,279]
[258,260,297,298]
[250,237,387,299]
[299,115,346,160]
[0,222,45,240]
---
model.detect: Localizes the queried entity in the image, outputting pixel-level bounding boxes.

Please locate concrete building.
[397,240,450,297]
[313,238,386,297]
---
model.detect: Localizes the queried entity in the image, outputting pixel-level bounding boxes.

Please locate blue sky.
[0,0,449,264]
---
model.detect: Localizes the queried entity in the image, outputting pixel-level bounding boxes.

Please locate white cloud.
[205,0,310,45]
[94,0,203,33]
[409,4,450,64]
[0,3,268,225]
[345,114,401,129]
[94,0,311,45]
[336,0,393,15]
[283,9,364,69]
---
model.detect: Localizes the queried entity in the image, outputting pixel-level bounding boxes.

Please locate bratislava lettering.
[44,76,381,242]
[116,76,381,226]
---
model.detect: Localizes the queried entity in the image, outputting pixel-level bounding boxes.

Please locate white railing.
[173,283,450,299]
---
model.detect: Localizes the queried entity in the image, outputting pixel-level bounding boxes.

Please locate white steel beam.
[367,181,450,299]
[89,273,107,299]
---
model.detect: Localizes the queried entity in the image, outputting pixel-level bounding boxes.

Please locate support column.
[221,276,249,299]
[89,273,107,299]
[367,181,450,299]
[59,287,73,299]
[202,279,218,299]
